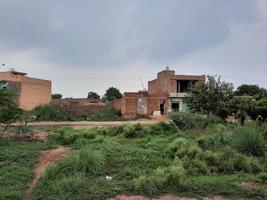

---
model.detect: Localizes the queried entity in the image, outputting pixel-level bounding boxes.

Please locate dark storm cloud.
[0,0,256,67]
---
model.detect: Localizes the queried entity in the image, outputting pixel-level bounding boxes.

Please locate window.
[171,102,179,112]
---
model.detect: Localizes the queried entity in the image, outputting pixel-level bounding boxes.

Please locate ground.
[0,120,267,200]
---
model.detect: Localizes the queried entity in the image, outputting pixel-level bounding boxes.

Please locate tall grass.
[231,124,266,157]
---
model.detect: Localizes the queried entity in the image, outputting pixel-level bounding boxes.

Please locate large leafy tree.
[103,87,122,101]
[87,91,100,99]
[235,84,267,99]
[187,75,234,120]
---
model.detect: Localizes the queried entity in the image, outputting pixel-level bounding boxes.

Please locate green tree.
[187,75,234,120]
[87,91,100,99]
[0,89,22,123]
[52,93,62,99]
[103,87,122,101]
[228,96,252,125]
[248,98,267,121]
[235,84,267,99]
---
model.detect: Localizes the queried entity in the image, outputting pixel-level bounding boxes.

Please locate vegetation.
[27,117,267,199]
[51,93,62,99]
[84,107,121,121]
[187,76,267,122]
[33,104,74,121]
[103,87,122,101]
[0,88,23,124]
[187,75,234,120]
[235,84,267,99]
[0,139,54,200]
[87,91,100,99]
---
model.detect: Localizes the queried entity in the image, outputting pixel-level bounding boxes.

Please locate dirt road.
[25,119,168,129]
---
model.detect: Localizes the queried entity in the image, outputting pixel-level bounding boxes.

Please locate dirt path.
[107,195,242,200]
[24,119,168,129]
[24,147,70,200]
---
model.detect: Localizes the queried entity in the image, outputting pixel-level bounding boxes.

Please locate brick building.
[0,70,51,110]
[121,69,205,115]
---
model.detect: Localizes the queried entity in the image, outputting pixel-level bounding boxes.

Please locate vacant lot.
[1,115,267,200]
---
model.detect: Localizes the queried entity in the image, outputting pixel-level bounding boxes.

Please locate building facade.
[121,69,205,115]
[0,71,51,110]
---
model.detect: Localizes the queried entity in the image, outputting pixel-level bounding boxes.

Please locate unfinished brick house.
[0,70,51,110]
[121,69,205,115]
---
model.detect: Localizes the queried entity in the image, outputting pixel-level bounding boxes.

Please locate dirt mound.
[107,195,236,200]
[24,146,70,200]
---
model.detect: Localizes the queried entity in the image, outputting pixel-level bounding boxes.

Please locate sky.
[0,0,266,97]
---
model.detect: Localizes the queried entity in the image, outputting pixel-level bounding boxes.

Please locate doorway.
[160,103,164,115]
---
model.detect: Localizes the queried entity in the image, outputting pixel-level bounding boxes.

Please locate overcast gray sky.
[0,0,266,97]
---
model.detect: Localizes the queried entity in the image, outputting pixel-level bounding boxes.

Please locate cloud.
[0,0,266,97]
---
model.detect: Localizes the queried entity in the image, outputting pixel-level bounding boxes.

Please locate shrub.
[257,172,267,184]
[167,161,186,185]
[217,148,263,174]
[122,123,145,138]
[147,121,177,135]
[134,175,160,195]
[231,124,266,157]
[86,107,120,121]
[134,162,185,195]
[77,148,105,175]
[33,104,74,121]
[169,112,222,131]
[197,125,232,150]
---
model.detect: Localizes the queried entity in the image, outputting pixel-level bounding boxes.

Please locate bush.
[85,107,120,121]
[49,128,99,145]
[197,125,232,150]
[231,124,266,157]
[122,123,145,138]
[257,172,267,184]
[134,162,185,195]
[33,104,74,121]
[167,138,264,174]
[77,148,105,175]
[147,121,177,135]
[169,112,222,131]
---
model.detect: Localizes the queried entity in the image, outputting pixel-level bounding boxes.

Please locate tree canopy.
[0,88,22,123]
[187,75,234,120]
[52,93,62,99]
[87,91,100,99]
[235,84,267,99]
[103,87,122,101]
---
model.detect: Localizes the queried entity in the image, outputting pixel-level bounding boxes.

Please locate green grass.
[0,139,55,200]
[2,121,267,200]
[29,123,267,200]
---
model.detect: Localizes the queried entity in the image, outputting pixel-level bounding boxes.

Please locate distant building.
[0,70,51,110]
[121,69,205,115]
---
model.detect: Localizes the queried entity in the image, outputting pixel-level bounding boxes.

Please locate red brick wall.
[112,99,121,111]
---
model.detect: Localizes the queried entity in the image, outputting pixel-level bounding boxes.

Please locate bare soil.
[240,181,266,189]
[24,146,70,200]
[107,195,241,200]
[0,131,49,141]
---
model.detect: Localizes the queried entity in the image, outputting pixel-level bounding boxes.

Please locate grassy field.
[0,139,55,200]
[1,117,267,200]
